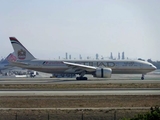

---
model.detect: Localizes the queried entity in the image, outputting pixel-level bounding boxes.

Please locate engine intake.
[94,68,112,78]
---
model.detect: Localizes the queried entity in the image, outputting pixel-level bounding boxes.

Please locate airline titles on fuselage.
[42,61,136,68]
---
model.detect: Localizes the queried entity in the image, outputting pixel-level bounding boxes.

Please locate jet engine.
[93,68,112,78]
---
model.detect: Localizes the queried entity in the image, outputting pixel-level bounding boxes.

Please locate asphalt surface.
[0,88,159,96]
[0,74,159,96]
[0,77,160,84]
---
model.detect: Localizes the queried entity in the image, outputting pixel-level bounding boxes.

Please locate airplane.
[0,53,17,71]
[9,37,157,80]
[0,52,37,77]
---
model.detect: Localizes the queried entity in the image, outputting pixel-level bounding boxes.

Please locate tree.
[121,106,160,120]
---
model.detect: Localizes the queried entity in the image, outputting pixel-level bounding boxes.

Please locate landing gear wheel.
[141,74,144,80]
[76,77,88,80]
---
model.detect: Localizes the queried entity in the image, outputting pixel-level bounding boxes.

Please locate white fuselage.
[13,59,156,75]
[0,63,12,70]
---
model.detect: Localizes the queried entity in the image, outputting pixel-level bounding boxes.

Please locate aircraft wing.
[63,61,97,72]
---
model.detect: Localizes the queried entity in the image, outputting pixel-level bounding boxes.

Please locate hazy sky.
[0,0,160,61]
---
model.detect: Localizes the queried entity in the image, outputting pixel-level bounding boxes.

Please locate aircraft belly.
[26,67,68,73]
[112,69,152,74]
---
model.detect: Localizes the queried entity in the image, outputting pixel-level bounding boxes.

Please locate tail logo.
[7,54,17,62]
[18,49,26,60]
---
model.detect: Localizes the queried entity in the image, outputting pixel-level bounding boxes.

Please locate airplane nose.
[152,65,157,70]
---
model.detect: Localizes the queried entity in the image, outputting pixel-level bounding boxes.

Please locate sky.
[0,0,160,61]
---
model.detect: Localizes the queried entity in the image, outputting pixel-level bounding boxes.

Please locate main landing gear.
[141,74,144,80]
[76,77,88,80]
[76,71,88,80]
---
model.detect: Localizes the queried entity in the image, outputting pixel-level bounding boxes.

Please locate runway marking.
[0,90,159,96]
[0,79,160,84]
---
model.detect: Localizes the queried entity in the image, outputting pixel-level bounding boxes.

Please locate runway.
[0,74,159,96]
[0,89,159,96]
[0,78,160,84]
[0,73,160,84]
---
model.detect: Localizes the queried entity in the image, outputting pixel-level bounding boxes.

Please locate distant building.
[110,52,113,59]
[122,52,125,60]
[96,54,99,60]
[69,55,71,59]
[66,53,68,60]
[79,54,82,60]
[118,53,120,60]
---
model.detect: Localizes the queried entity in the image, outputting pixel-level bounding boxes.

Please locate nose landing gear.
[141,74,144,80]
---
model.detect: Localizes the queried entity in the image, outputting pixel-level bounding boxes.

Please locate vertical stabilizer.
[0,53,17,70]
[9,37,35,61]
[2,53,17,63]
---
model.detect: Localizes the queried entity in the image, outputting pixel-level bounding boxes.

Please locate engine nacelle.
[94,68,112,78]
